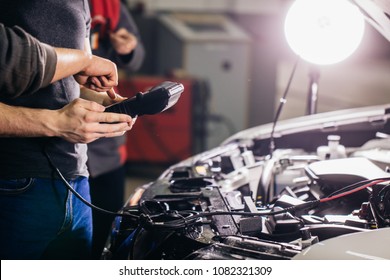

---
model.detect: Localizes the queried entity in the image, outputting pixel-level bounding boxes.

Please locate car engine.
[103,104,390,260]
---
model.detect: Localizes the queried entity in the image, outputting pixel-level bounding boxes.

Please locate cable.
[269,56,300,157]
[139,200,319,231]
[139,177,390,231]
[43,147,139,219]
[321,178,390,203]
[325,178,386,198]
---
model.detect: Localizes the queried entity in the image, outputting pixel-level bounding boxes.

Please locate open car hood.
[352,0,390,41]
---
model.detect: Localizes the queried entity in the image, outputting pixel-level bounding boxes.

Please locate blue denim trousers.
[0,176,92,260]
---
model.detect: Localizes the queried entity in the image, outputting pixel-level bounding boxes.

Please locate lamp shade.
[284,0,365,65]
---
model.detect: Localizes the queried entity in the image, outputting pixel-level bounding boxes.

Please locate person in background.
[87,0,145,259]
[0,0,135,260]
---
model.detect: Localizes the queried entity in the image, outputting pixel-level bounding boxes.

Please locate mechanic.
[87,0,145,259]
[0,0,134,260]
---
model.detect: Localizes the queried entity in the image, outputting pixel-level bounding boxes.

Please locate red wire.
[319,179,387,203]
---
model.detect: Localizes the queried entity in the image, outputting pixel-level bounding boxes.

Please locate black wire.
[139,178,390,231]
[43,147,139,219]
[324,177,390,198]
[141,200,319,231]
[269,56,300,157]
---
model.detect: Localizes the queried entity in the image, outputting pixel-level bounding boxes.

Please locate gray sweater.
[0,24,57,98]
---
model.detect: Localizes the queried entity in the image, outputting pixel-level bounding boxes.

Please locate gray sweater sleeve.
[0,23,57,98]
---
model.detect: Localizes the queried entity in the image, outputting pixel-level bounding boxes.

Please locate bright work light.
[284,0,365,65]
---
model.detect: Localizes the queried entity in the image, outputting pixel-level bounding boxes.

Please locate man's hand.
[51,48,119,98]
[73,55,118,98]
[109,28,137,55]
[53,98,134,143]
[0,99,134,142]
[80,87,127,107]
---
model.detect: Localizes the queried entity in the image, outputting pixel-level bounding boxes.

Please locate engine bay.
[103,104,390,260]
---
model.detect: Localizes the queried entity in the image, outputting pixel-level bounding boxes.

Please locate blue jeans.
[0,176,92,260]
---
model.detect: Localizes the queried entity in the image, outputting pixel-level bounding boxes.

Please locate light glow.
[284,0,365,65]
